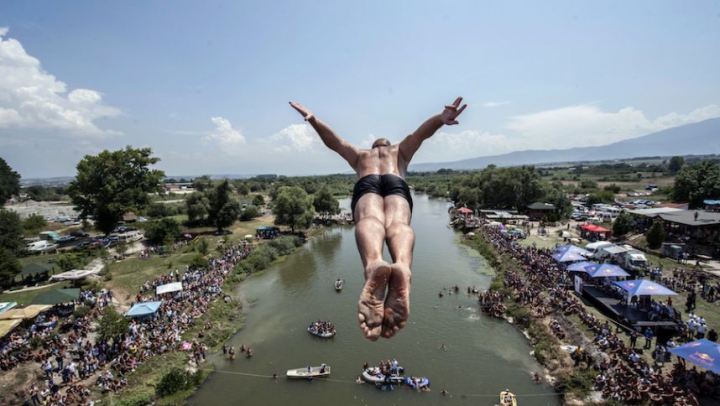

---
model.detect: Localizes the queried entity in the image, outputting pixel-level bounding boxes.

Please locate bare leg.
[354,194,390,341]
[381,195,414,338]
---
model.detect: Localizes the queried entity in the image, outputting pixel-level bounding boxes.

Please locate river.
[187,194,561,406]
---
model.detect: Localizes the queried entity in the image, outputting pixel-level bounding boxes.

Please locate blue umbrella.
[613,280,677,296]
[667,339,720,374]
[552,245,590,262]
[587,264,630,278]
[567,261,600,272]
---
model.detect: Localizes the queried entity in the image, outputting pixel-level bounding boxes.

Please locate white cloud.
[203,116,246,149]
[0,28,121,137]
[268,123,318,153]
[482,101,511,108]
[414,130,521,162]
[506,104,720,149]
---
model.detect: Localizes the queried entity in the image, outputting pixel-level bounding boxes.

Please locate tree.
[147,203,171,218]
[273,186,314,233]
[22,214,47,234]
[672,161,720,208]
[68,146,165,235]
[239,205,260,221]
[0,157,21,204]
[668,156,684,173]
[0,209,24,255]
[207,180,241,231]
[144,218,181,245]
[613,212,634,238]
[186,192,210,224]
[0,247,21,283]
[56,254,84,272]
[216,199,241,231]
[646,219,665,249]
[313,187,340,218]
[97,306,129,341]
[252,194,265,206]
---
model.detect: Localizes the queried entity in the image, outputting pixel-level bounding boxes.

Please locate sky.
[1,1,719,179]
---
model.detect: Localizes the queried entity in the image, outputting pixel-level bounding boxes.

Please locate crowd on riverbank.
[1,241,254,406]
[476,224,716,405]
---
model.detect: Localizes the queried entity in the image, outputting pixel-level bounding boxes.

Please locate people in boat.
[228,346,235,360]
[307,365,313,373]
[319,364,328,374]
[502,390,514,405]
[309,320,336,336]
[335,278,342,287]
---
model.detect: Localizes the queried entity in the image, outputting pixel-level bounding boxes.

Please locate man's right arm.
[399,97,467,163]
[289,101,360,169]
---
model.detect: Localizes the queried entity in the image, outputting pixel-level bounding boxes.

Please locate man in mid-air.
[290,97,467,340]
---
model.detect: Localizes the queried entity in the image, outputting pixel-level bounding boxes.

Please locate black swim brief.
[350,174,413,219]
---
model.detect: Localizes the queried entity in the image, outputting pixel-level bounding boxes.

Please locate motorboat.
[308,322,336,338]
[334,279,344,291]
[362,367,405,384]
[286,365,331,379]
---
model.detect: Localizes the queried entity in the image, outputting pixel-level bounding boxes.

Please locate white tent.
[156,282,183,295]
[50,269,95,281]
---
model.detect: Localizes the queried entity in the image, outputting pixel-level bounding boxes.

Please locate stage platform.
[581,286,678,331]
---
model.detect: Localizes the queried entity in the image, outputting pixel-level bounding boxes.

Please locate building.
[525,202,556,221]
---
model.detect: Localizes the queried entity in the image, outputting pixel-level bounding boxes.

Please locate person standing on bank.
[289,98,468,340]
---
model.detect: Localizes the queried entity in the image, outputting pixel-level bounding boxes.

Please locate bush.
[73,305,92,319]
[556,369,597,398]
[646,219,665,249]
[239,205,260,221]
[156,368,191,397]
[118,391,153,406]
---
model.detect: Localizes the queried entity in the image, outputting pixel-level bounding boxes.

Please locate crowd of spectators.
[476,223,717,405]
[1,240,253,406]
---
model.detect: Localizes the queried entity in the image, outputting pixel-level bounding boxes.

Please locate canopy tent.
[668,339,720,374]
[592,225,611,233]
[0,305,52,320]
[0,302,18,314]
[552,245,590,262]
[125,301,162,318]
[567,261,600,272]
[31,288,80,305]
[614,280,678,296]
[587,264,630,278]
[486,221,503,228]
[581,224,611,233]
[457,207,473,214]
[156,282,183,295]
[0,319,22,338]
[49,269,95,281]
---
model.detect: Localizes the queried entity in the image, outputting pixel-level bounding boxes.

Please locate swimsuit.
[351,174,413,219]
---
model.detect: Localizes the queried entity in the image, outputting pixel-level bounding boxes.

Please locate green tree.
[206,180,241,231]
[22,214,47,234]
[68,146,165,235]
[252,194,265,206]
[646,219,665,249]
[186,192,210,223]
[216,199,241,231]
[192,175,213,192]
[197,238,209,255]
[0,247,21,283]
[0,209,24,255]
[97,306,129,341]
[144,218,181,245]
[190,253,209,270]
[0,157,21,204]
[672,161,720,208]
[147,203,171,218]
[586,191,616,206]
[668,156,684,173]
[612,211,634,238]
[56,254,83,272]
[240,205,260,221]
[313,187,340,218]
[273,186,314,233]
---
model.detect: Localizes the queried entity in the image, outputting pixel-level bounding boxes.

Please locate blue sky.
[1,0,719,178]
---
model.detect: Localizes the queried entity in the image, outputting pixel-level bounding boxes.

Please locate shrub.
[156,368,191,397]
[118,390,153,406]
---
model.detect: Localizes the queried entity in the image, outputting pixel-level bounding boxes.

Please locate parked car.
[57,235,76,243]
[71,230,89,238]
[75,241,91,250]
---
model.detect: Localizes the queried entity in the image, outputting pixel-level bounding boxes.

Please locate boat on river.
[286,365,331,379]
[499,390,517,406]
[334,279,344,291]
[405,376,430,390]
[362,367,405,384]
[308,320,336,338]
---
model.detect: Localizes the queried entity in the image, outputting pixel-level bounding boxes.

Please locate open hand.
[440,97,467,125]
[289,101,315,122]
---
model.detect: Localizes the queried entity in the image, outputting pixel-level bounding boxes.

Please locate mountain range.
[410,117,720,172]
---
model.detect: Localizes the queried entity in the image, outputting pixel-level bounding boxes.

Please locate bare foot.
[358,260,391,341]
[381,264,411,339]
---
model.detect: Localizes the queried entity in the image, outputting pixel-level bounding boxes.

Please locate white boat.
[362,368,405,384]
[405,376,430,389]
[334,279,344,291]
[286,365,331,379]
[500,390,517,406]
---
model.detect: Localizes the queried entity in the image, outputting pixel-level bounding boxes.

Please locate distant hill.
[410,117,720,172]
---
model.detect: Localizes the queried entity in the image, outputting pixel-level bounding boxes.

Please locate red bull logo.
[690,351,715,367]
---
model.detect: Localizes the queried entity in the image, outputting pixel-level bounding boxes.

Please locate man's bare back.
[290,98,467,340]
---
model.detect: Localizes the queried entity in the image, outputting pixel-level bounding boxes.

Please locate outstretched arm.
[399,97,467,162]
[289,101,360,168]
